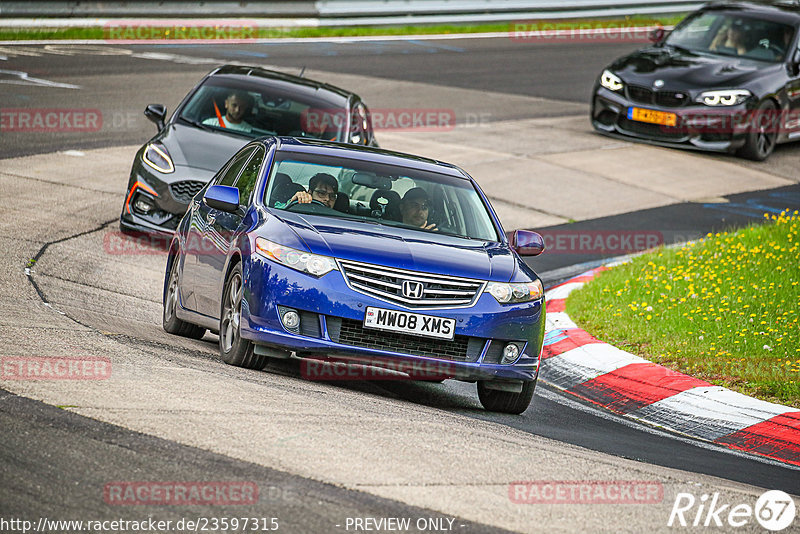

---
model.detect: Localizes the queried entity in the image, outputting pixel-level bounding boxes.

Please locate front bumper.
[592,86,750,153]
[240,256,545,383]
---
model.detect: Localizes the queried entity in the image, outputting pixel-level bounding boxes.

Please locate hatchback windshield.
[264,151,499,242]
[665,11,795,62]
[179,78,348,141]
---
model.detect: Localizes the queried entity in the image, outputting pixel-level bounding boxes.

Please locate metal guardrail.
[0,0,702,23]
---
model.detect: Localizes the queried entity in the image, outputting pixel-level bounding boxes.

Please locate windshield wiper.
[179,116,214,132]
[665,43,695,55]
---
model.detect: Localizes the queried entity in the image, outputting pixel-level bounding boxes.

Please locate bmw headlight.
[142,142,175,174]
[255,237,338,277]
[600,70,624,92]
[485,280,544,304]
[697,90,751,106]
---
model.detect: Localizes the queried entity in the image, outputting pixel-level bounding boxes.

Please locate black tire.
[219,262,267,370]
[737,99,778,161]
[477,380,536,414]
[163,256,206,339]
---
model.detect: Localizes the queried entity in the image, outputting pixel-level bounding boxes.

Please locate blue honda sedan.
[163,137,546,413]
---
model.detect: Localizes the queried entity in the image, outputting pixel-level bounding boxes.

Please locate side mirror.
[144,104,166,131]
[511,229,545,256]
[204,185,240,213]
[791,49,800,76]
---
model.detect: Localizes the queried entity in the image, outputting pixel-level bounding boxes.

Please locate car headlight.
[142,142,175,174]
[485,280,544,304]
[255,237,338,277]
[600,70,624,92]
[697,90,751,106]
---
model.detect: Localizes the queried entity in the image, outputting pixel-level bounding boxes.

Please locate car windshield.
[178,77,348,141]
[264,151,500,242]
[665,11,795,62]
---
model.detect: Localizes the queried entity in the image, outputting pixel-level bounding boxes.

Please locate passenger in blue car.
[284,173,339,209]
[400,187,437,231]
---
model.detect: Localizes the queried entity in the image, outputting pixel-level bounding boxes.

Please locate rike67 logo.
[668,490,796,531]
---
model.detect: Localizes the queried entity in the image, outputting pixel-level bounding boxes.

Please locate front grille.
[627,86,688,109]
[326,317,484,362]
[627,85,653,104]
[655,91,689,108]
[618,117,688,142]
[338,259,484,309]
[169,180,206,203]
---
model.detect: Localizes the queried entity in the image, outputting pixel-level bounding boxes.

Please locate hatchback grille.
[169,180,206,203]
[326,317,484,362]
[338,259,484,309]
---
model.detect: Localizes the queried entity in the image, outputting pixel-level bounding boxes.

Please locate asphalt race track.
[1,37,800,533]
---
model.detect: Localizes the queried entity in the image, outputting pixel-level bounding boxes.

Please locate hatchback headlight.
[142,142,174,173]
[255,238,338,277]
[697,90,751,106]
[600,70,624,92]
[485,280,544,304]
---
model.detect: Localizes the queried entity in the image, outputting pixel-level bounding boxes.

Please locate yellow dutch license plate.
[628,107,677,127]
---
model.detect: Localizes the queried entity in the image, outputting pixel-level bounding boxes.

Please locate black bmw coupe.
[120,65,377,236]
[592,1,800,160]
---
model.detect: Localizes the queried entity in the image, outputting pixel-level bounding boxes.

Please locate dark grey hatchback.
[120,65,377,236]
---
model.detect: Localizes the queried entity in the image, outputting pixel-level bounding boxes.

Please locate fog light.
[133,196,154,215]
[501,343,520,364]
[281,310,300,330]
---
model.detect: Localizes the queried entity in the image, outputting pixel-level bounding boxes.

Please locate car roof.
[207,65,355,105]
[702,1,800,23]
[267,137,469,179]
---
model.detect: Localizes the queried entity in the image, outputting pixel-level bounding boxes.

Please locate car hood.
[610,46,779,91]
[162,122,250,171]
[277,212,517,282]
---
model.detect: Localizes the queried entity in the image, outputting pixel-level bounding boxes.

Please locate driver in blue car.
[285,172,338,209]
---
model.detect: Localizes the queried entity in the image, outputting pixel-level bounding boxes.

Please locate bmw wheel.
[163,256,206,339]
[738,99,778,161]
[220,262,266,370]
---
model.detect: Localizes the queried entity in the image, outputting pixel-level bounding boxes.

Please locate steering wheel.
[284,198,328,211]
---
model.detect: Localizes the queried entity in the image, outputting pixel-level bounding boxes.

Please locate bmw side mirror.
[204,185,240,213]
[649,27,666,43]
[144,104,167,131]
[791,49,800,76]
[511,230,545,256]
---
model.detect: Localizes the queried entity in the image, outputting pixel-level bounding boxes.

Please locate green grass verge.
[566,211,800,408]
[0,14,686,41]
